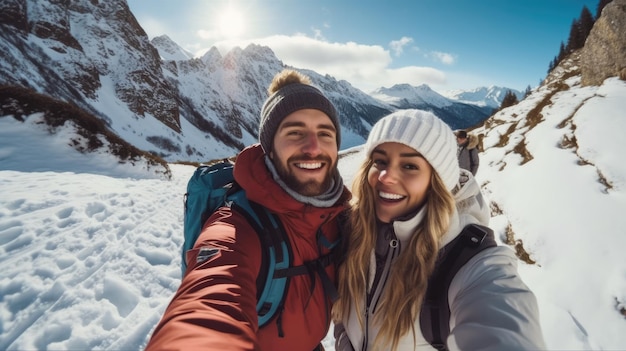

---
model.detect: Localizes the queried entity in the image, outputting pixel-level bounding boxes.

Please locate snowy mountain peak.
[199,47,223,64]
[442,86,523,108]
[151,35,193,61]
[370,83,451,108]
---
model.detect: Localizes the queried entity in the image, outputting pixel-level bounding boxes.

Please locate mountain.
[0,0,183,141]
[370,83,494,129]
[0,0,492,164]
[0,0,391,163]
[442,86,524,109]
[371,83,451,107]
[151,35,193,61]
[0,85,172,179]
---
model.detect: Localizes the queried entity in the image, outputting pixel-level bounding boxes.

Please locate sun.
[217,7,245,38]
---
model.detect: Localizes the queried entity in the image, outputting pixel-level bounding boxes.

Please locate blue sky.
[126,0,599,93]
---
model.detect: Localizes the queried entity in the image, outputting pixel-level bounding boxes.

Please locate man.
[456,130,480,176]
[145,69,350,351]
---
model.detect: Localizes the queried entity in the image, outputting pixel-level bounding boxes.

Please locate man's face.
[456,135,467,145]
[270,109,339,196]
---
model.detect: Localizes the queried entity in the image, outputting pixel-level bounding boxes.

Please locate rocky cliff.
[581,0,626,86]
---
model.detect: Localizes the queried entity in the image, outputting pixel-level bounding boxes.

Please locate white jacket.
[336,170,546,350]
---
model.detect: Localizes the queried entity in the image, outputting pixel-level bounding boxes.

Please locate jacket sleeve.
[145,208,263,351]
[446,246,546,351]
[470,148,479,176]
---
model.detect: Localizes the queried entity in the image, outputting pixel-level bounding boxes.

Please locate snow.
[1,78,626,350]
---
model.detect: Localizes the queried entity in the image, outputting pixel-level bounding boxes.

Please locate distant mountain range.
[441,86,524,109]
[0,0,520,162]
[369,83,522,130]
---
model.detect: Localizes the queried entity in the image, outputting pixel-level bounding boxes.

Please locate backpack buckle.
[463,224,487,247]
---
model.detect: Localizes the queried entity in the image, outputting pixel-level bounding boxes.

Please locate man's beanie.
[259,69,340,153]
[364,109,460,191]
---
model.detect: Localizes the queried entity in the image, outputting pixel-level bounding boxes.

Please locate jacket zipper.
[362,265,377,351]
[362,302,370,351]
[361,240,399,351]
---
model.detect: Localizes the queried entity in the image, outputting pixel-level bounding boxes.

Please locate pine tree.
[523,85,532,98]
[548,58,554,73]
[566,18,584,52]
[566,6,595,53]
[548,56,559,74]
[579,6,595,43]
[558,42,567,62]
[499,90,519,110]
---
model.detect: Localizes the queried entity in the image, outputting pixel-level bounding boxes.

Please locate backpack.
[182,161,342,331]
[419,223,497,351]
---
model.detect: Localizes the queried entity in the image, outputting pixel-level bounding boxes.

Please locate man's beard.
[273,155,336,196]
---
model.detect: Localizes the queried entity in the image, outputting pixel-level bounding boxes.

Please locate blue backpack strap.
[420,224,497,351]
[226,190,292,334]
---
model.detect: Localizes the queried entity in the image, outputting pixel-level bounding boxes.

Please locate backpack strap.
[227,193,291,331]
[227,186,345,337]
[420,224,497,351]
[272,241,340,302]
[469,148,479,174]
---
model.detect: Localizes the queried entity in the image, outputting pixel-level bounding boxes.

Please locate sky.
[126,0,599,93]
[1,68,626,350]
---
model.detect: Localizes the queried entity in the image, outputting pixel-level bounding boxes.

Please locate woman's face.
[367,142,433,223]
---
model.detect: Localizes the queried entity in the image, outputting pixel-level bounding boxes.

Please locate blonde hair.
[332,157,456,351]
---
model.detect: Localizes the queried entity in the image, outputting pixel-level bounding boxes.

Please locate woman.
[332,110,545,351]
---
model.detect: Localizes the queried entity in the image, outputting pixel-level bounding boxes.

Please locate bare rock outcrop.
[581,0,626,86]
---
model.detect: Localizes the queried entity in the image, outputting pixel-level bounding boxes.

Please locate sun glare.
[217,7,245,38]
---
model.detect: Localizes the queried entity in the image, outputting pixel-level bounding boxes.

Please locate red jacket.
[146,144,350,351]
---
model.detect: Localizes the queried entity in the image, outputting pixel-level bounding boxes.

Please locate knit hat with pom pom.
[259,69,339,153]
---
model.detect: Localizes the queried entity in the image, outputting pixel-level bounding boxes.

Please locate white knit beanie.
[364,109,460,191]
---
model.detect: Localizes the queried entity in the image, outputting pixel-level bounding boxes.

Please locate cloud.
[310,28,326,41]
[389,37,414,57]
[210,35,446,93]
[430,51,456,65]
